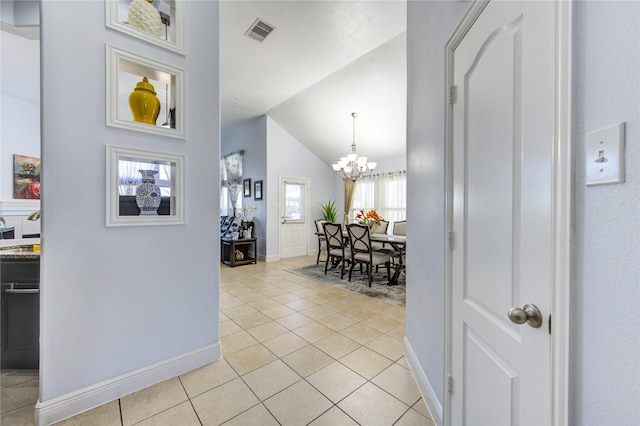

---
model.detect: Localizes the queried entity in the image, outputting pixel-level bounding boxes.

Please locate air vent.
[244,18,276,42]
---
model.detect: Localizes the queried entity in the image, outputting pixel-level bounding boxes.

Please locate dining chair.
[314,219,329,265]
[392,220,406,236]
[346,224,392,286]
[323,222,350,279]
[370,220,389,235]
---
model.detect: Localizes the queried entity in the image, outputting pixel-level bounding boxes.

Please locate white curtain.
[118,160,172,196]
[350,170,406,223]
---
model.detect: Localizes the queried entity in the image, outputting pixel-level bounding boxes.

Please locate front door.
[279,177,309,258]
[449,1,568,424]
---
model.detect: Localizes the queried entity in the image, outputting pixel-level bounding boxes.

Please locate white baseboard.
[404,337,443,426]
[35,342,221,426]
[265,254,280,262]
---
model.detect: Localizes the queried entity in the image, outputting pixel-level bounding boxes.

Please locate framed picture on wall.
[254,180,263,200]
[243,178,251,198]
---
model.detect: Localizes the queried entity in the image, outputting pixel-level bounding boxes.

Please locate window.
[351,171,406,223]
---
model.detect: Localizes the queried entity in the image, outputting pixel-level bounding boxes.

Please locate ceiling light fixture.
[332,112,377,182]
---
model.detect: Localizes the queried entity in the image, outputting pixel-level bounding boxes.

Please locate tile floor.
[1,256,433,426]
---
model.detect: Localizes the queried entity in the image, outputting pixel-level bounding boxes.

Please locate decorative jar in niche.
[128,0,162,37]
[135,170,161,215]
[129,77,161,125]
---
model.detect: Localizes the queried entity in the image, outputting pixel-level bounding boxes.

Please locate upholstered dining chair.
[370,220,389,235]
[392,220,406,236]
[346,224,392,286]
[314,219,329,265]
[323,222,350,279]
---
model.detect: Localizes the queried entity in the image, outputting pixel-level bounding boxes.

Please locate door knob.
[508,303,543,328]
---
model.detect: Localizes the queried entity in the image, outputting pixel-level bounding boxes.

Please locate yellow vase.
[129,77,160,125]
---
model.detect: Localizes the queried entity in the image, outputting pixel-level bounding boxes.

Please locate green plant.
[319,200,338,222]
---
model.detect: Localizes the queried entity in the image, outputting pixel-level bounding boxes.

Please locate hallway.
[2,256,430,425]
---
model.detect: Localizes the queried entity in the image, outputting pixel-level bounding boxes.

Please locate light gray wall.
[405,0,468,406]
[406,1,640,423]
[39,0,220,402]
[222,116,268,257]
[571,1,640,424]
[265,116,335,260]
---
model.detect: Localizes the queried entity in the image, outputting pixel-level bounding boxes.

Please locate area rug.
[288,263,405,307]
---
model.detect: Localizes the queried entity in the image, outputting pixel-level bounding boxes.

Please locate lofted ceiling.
[220,0,407,165]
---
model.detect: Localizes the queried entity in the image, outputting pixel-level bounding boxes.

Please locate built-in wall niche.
[106,46,185,138]
[105,0,185,54]
[106,145,185,227]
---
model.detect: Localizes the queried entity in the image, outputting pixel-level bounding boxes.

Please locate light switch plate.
[586,123,625,186]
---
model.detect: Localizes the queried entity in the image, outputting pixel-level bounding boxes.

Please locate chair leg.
[324,256,330,275]
[368,264,373,287]
[340,258,346,279]
[386,262,391,280]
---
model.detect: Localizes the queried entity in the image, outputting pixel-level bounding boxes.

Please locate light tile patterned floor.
[1,256,433,426]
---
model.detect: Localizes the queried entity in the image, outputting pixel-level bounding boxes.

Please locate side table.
[221,237,257,267]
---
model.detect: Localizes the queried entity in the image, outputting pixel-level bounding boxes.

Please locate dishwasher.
[1,259,40,369]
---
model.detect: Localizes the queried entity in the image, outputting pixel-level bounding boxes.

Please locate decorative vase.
[128,0,162,37]
[135,170,161,215]
[129,77,161,125]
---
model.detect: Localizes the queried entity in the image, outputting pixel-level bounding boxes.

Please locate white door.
[279,177,309,258]
[449,1,563,424]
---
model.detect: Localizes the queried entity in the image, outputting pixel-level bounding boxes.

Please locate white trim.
[105,45,185,139]
[0,200,40,215]
[264,254,280,262]
[404,337,443,426]
[551,1,572,424]
[105,0,186,55]
[443,1,572,425]
[105,145,185,227]
[35,342,220,426]
[443,3,489,423]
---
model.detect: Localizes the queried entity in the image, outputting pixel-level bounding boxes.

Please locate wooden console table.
[221,237,257,267]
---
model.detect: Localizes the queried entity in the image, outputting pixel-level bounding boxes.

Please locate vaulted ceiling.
[220,1,407,165]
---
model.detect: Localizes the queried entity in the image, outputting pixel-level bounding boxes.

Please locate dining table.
[370,233,406,285]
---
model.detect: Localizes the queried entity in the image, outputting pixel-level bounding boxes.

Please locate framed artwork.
[106,46,185,138]
[243,178,251,198]
[254,180,263,200]
[106,145,185,227]
[105,0,185,55]
[13,155,41,199]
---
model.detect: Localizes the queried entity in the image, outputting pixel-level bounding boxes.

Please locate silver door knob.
[508,303,543,328]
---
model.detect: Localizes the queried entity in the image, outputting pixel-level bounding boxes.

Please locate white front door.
[279,177,309,258]
[449,1,568,424]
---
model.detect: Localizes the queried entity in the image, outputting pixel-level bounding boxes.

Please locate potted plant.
[319,200,338,222]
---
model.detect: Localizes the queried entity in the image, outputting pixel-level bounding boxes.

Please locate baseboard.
[265,254,280,262]
[404,337,444,426]
[35,342,221,426]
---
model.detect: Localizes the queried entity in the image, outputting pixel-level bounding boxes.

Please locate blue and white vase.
[135,169,161,215]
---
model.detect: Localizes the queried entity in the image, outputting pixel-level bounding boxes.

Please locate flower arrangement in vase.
[355,209,382,227]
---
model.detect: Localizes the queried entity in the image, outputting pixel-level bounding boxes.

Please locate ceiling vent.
[244,18,276,42]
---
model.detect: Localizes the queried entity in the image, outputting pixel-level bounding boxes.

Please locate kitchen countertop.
[0,238,41,260]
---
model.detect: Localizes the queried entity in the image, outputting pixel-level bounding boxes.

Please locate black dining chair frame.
[346,224,392,287]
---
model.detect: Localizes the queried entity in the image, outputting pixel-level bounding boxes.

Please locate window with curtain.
[118,160,172,196]
[350,170,406,224]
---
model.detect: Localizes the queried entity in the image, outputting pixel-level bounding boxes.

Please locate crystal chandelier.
[332,112,377,181]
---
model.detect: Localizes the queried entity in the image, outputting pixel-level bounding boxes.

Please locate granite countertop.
[0,238,41,260]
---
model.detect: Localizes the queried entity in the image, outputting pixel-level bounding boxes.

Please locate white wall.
[221,116,268,257]
[571,1,640,424]
[405,1,468,420]
[0,29,41,227]
[265,116,336,261]
[406,1,640,424]
[38,1,220,422]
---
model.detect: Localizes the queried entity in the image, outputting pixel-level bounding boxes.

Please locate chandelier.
[331,112,377,181]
